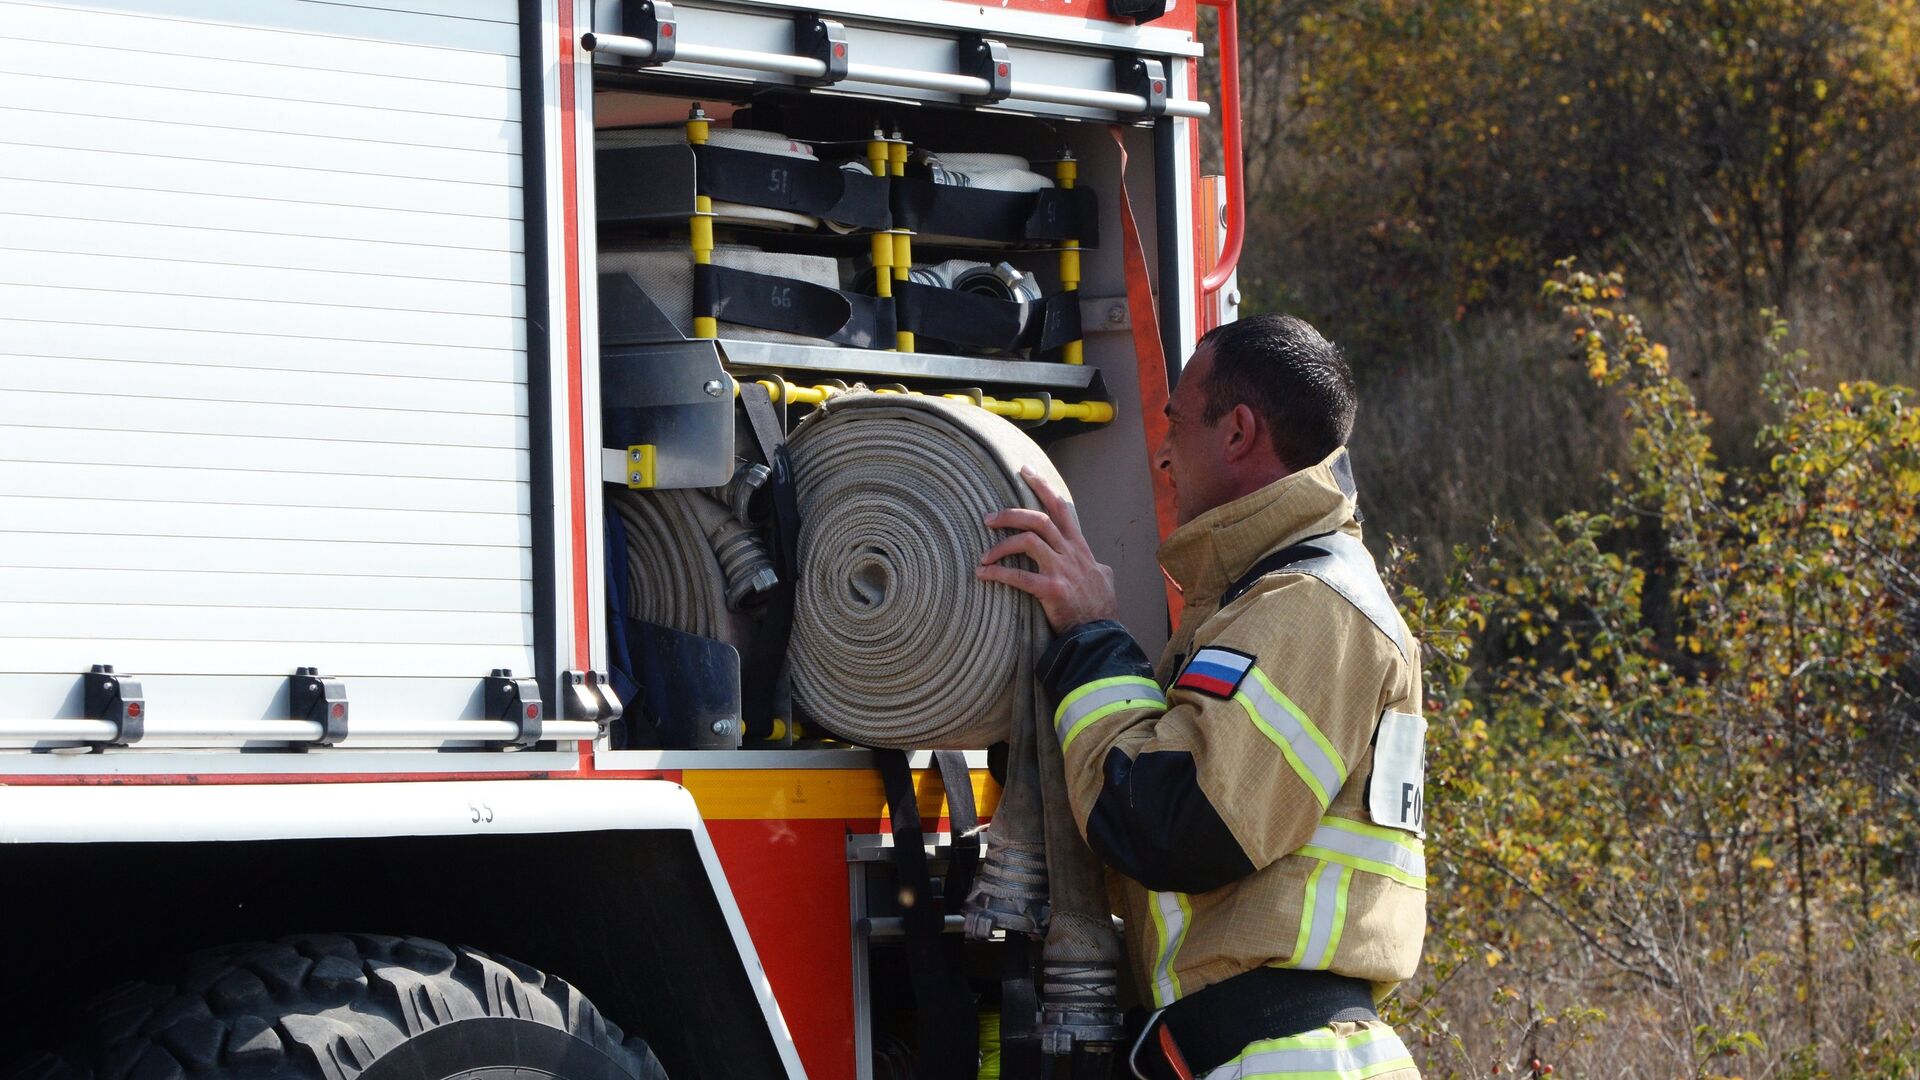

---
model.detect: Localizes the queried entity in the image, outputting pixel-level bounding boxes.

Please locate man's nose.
[1152,437,1172,474]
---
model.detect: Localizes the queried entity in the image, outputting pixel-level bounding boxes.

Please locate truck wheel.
[9,934,667,1080]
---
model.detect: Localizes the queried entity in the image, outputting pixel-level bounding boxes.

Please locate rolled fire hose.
[786,391,1126,1046]
[609,487,775,652]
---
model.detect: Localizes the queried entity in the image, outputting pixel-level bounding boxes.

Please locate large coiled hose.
[786,392,1124,1044]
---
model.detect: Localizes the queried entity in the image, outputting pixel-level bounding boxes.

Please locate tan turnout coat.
[1048,450,1428,1006]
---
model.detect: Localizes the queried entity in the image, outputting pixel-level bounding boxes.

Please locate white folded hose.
[919,151,1057,193]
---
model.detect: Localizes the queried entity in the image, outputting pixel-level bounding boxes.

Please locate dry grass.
[1402,891,1920,1077]
[1352,309,1627,571]
[1352,272,1920,578]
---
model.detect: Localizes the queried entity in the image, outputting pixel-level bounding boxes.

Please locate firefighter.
[977,313,1426,1079]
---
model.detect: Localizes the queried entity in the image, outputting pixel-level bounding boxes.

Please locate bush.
[1393,264,1920,1077]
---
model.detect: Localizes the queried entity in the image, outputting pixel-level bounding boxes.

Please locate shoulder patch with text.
[1367,710,1428,837]
[1172,647,1257,699]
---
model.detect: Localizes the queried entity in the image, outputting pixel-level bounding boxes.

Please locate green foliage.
[1391,264,1920,1076]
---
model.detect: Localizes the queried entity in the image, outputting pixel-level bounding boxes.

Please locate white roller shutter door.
[0,0,543,730]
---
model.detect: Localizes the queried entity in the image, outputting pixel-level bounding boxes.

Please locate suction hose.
[784,391,1125,1048]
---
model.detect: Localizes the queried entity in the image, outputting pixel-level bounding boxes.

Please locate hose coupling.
[962,841,1051,939]
[1038,960,1127,1054]
[723,460,772,525]
[707,517,779,610]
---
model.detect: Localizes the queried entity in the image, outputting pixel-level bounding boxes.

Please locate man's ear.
[1223,402,1262,462]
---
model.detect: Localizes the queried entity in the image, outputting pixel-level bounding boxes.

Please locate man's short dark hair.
[1195,313,1356,471]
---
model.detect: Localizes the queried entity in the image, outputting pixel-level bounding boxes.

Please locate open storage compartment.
[575,6,1200,1077]
[589,90,1172,760]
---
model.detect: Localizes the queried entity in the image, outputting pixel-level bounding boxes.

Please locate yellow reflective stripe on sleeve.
[1146,889,1192,1008]
[1278,861,1352,970]
[1054,676,1165,748]
[1295,817,1426,889]
[1232,668,1345,807]
[1199,1024,1416,1080]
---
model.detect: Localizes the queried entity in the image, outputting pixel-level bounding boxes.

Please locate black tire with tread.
[5,934,667,1080]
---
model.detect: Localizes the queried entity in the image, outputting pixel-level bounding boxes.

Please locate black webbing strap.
[877,750,979,1080]
[696,263,897,349]
[692,143,891,230]
[738,384,799,739]
[1148,968,1378,1078]
[933,749,983,1072]
[893,281,1083,357]
[999,935,1042,1080]
[933,750,981,919]
[891,178,1100,245]
[1219,537,1331,610]
[1219,529,1410,663]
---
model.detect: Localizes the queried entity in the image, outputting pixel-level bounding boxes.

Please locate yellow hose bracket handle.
[1055,159,1085,364]
[869,233,894,302]
[624,444,657,490]
[690,191,718,338]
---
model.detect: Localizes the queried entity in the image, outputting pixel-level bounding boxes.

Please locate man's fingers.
[979,529,1055,569]
[984,507,1068,553]
[1019,467,1086,544]
[975,562,1050,595]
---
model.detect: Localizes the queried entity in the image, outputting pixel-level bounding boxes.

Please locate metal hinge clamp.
[960,34,1013,104]
[290,667,349,745]
[1115,55,1169,118]
[84,664,144,747]
[794,13,848,86]
[486,668,545,750]
[564,669,624,729]
[622,0,677,65]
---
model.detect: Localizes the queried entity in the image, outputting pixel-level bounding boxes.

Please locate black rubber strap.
[693,143,892,230]
[1033,291,1085,352]
[894,278,1027,352]
[893,281,1083,358]
[696,263,896,349]
[1154,967,1378,1077]
[877,750,979,1080]
[891,178,1099,245]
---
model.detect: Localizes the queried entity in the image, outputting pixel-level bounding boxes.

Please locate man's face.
[1155,346,1237,525]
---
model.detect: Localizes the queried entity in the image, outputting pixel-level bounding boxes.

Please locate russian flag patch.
[1173,647,1257,699]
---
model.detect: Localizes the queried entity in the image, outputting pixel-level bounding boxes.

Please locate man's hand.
[977,466,1119,633]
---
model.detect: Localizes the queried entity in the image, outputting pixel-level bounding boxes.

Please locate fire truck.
[0,1,1242,1077]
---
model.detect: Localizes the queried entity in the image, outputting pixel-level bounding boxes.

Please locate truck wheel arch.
[0,781,802,1080]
